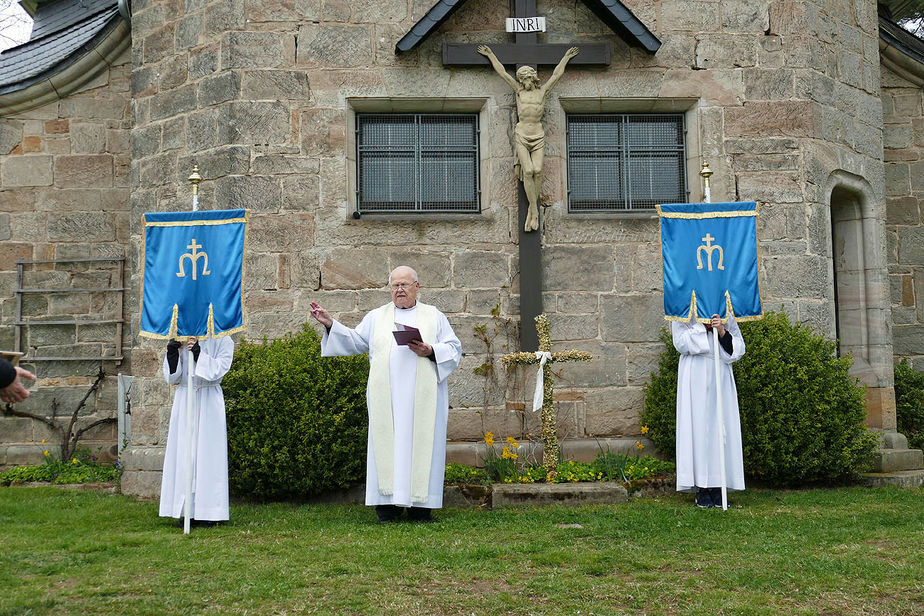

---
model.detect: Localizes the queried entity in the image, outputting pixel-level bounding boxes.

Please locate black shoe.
[709,488,725,508]
[695,488,714,508]
[407,507,434,523]
[375,505,404,524]
[173,518,219,528]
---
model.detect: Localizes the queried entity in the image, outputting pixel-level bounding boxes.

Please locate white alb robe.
[321,302,462,508]
[159,336,234,520]
[672,317,746,493]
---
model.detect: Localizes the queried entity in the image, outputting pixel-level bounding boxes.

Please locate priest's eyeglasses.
[390,282,417,290]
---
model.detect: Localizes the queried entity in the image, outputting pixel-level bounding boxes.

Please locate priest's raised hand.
[309,301,333,329]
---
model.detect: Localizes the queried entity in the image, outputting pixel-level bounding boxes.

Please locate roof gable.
[396,0,661,55]
[0,0,122,95]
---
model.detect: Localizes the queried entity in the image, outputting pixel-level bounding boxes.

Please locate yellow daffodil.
[636,441,645,450]
[640,425,649,435]
[506,436,517,446]
[43,450,50,457]
[72,458,79,464]
[484,432,494,447]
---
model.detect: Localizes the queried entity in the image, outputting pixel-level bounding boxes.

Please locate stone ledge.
[119,469,161,499]
[872,448,924,472]
[122,446,165,472]
[446,436,657,467]
[491,481,628,508]
[12,481,119,493]
[859,470,924,488]
[303,483,627,509]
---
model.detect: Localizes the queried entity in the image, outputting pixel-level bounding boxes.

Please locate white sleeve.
[163,353,183,384]
[194,337,235,381]
[719,317,746,364]
[671,321,711,356]
[321,313,374,357]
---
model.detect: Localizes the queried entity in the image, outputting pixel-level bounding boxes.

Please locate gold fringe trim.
[658,210,758,220]
[144,217,248,228]
[139,211,249,340]
[139,214,148,338]
[663,290,764,324]
[139,303,244,340]
[658,202,764,324]
[240,210,248,335]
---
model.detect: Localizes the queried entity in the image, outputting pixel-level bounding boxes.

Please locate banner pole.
[183,347,194,534]
[700,161,713,204]
[189,166,201,212]
[700,161,727,510]
[183,166,201,534]
[713,327,728,511]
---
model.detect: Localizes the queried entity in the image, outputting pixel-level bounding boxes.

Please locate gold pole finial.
[700,161,713,179]
[188,166,202,195]
[700,161,713,203]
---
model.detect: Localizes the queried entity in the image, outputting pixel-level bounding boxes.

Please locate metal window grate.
[357,114,480,214]
[567,114,687,212]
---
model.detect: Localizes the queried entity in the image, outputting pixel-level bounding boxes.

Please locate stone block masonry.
[0,47,131,467]
[0,0,910,494]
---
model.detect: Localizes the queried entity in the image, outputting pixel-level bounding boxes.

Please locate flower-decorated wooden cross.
[502,314,591,479]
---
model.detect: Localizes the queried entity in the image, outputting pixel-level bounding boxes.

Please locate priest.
[159,335,235,525]
[310,266,462,523]
[672,314,746,508]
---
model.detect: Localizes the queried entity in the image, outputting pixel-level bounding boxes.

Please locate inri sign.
[506,16,546,33]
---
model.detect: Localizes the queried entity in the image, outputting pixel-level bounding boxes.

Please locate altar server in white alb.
[672,314,746,508]
[159,335,235,525]
[309,266,462,523]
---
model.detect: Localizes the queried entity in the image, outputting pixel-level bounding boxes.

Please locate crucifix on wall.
[397,0,660,351]
[444,0,609,350]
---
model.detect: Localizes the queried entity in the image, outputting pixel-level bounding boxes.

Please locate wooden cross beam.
[443,42,610,66]
[502,314,591,479]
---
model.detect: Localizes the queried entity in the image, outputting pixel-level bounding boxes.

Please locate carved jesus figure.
[477,45,579,232]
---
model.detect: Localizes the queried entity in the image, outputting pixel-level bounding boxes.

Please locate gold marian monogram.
[176,239,211,280]
[696,233,724,271]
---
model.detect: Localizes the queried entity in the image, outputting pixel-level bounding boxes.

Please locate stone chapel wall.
[882,63,924,370]
[0,48,132,466]
[121,0,897,495]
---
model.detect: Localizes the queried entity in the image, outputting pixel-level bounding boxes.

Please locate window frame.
[354,112,481,215]
[565,112,689,213]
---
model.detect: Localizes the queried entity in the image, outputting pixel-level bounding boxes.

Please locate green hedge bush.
[895,359,924,452]
[223,325,369,500]
[641,311,878,486]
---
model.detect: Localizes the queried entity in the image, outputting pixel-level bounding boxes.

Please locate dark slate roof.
[396,0,660,54]
[879,15,924,66]
[395,0,466,53]
[0,0,122,94]
[583,0,660,53]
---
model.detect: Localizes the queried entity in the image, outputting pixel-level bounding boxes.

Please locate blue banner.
[140,209,248,339]
[657,202,762,323]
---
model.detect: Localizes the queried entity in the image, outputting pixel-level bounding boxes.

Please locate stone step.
[442,482,630,509]
[313,482,630,509]
[872,448,924,473]
[859,470,924,488]
[446,436,656,467]
[491,481,628,508]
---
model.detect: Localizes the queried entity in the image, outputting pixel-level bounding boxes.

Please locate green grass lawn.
[1,486,922,615]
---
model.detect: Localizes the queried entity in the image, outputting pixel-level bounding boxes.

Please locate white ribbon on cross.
[532,351,553,412]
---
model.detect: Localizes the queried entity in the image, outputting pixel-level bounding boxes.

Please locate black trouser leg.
[406,507,433,522]
[375,505,404,523]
